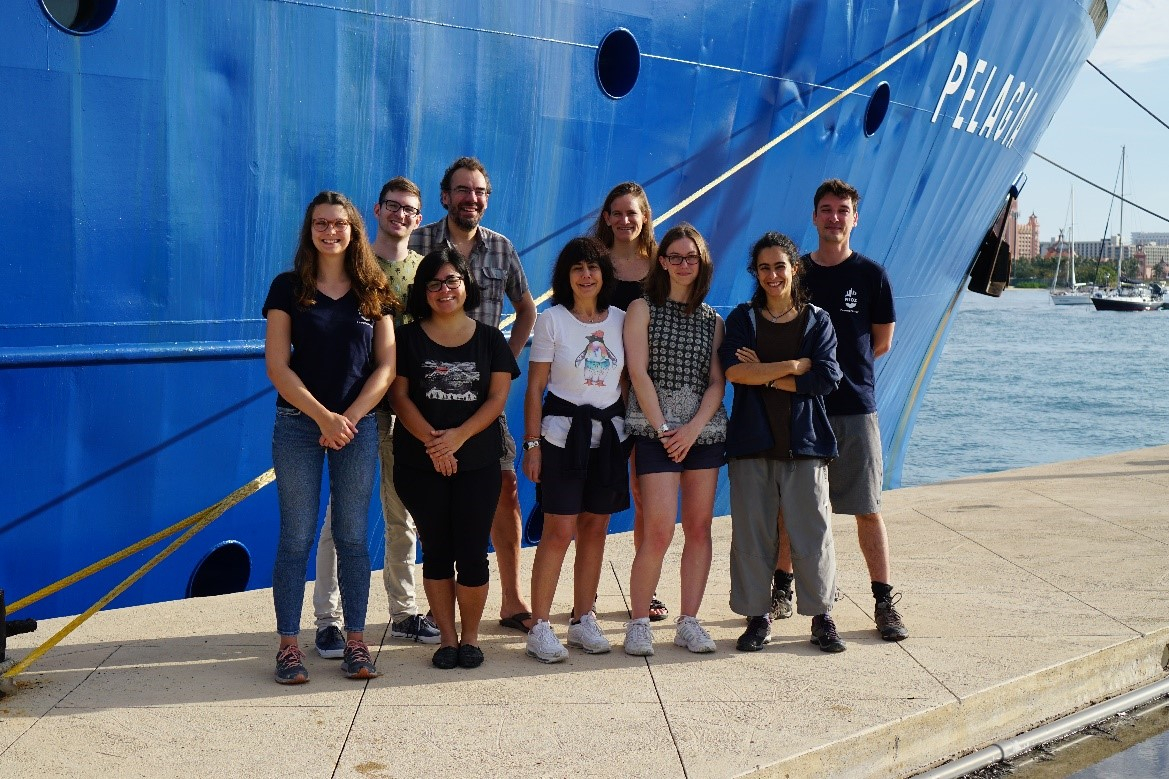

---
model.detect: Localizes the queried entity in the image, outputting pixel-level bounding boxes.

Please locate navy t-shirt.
[393,320,520,472]
[801,252,895,416]
[262,272,378,413]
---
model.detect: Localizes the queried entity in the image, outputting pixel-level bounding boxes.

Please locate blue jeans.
[271,408,376,636]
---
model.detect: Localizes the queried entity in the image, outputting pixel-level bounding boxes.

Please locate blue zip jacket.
[719,302,841,460]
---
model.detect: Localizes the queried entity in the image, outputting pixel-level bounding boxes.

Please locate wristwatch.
[522,439,541,451]
[657,423,671,437]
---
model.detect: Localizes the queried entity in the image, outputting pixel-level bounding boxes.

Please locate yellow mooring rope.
[3,469,274,679]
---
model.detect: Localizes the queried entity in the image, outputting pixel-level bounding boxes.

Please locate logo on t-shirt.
[422,360,480,401]
[574,330,619,386]
[843,288,858,311]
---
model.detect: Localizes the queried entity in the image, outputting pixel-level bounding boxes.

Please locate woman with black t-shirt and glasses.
[263,191,395,685]
[390,248,520,670]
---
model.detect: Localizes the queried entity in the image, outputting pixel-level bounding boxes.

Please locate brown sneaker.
[875,593,909,641]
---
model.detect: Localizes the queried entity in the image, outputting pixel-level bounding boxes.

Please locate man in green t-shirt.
[312,177,440,655]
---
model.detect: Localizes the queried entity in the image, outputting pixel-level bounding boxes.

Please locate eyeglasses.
[450,185,490,199]
[312,218,352,232]
[380,199,420,218]
[663,253,702,266]
[425,275,464,293]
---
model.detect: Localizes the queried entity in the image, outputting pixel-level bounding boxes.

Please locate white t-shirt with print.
[529,304,627,448]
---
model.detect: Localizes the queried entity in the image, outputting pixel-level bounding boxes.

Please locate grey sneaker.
[770,581,794,620]
[623,617,655,656]
[567,612,611,654]
[275,644,309,685]
[673,615,716,653]
[314,626,345,659]
[392,613,441,644]
[340,640,379,679]
[875,592,909,641]
[526,619,568,663]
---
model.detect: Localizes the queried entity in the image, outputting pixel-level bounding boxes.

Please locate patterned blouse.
[626,299,728,443]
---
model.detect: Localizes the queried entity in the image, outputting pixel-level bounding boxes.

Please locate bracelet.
[522,434,541,441]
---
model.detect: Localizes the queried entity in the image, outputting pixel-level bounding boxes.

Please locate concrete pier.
[3,447,1168,778]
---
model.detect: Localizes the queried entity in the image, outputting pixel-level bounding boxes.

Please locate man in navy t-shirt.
[773,178,908,644]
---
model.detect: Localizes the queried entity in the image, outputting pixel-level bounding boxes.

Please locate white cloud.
[1092,0,1169,69]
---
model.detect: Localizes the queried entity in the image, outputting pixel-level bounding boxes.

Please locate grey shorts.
[827,413,883,516]
[499,413,516,472]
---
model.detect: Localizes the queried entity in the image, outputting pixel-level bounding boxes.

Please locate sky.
[1019,0,1169,245]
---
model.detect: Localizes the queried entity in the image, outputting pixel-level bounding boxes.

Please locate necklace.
[571,307,606,324]
[762,303,795,323]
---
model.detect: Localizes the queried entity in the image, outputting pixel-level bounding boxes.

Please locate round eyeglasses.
[425,275,464,293]
[312,219,351,232]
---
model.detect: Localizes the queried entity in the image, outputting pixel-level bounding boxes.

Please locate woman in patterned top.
[622,223,728,656]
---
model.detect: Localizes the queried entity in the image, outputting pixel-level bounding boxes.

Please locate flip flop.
[498,611,532,633]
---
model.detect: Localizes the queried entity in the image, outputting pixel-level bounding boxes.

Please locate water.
[901,288,1169,777]
[901,288,1169,487]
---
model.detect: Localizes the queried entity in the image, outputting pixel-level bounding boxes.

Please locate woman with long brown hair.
[263,191,396,684]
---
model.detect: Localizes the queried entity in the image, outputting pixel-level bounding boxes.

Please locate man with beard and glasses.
[410,156,539,634]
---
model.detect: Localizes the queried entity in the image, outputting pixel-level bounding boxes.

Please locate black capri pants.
[394,463,501,587]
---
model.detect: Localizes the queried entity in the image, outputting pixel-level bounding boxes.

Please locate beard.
[451,208,481,232]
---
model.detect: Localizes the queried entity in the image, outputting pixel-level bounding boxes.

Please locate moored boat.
[0,0,1118,618]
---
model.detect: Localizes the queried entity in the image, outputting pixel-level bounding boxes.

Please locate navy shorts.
[633,436,726,475]
[538,440,631,516]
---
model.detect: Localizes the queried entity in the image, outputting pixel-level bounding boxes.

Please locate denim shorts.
[633,436,726,474]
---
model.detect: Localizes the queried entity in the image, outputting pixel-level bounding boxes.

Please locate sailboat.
[1091,147,1162,312]
[1050,189,1093,305]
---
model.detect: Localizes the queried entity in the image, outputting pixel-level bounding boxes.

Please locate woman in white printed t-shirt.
[521,237,630,663]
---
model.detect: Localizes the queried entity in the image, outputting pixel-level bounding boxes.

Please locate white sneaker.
[623,617,655,656]
[526,619,568,663]
[674,615,716,653]
[567,611,611,654]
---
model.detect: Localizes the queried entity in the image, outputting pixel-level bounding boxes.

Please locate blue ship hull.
[1,0,1111,619]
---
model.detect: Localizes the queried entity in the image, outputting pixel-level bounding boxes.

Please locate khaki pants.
[314,410,418,628]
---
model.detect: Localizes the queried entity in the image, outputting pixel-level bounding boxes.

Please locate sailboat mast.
[1117,145,1125,285]
[1069,188,1076,288]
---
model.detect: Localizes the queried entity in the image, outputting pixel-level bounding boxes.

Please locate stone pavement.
[3,447,1168,778]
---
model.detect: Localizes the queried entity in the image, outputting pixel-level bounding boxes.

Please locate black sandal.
[649,595,669,622]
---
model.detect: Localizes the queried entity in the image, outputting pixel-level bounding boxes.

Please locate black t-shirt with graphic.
[262,272,378,413]
[393,320,520,471]
[801,252,895,416]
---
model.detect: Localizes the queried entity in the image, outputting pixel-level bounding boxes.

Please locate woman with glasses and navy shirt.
[622,223,728,657]
[263,191,396,685]
[389,247,520,670]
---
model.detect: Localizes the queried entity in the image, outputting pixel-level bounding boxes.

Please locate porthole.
[596,28,640,99]
[863,81,891,137]
[40,0,118,35]
[186,541,251,598]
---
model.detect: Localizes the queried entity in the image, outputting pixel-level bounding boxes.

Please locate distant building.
[1132,232,1169,245]
[1014,212,1039,259]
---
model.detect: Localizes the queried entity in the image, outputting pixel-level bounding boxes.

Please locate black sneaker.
[769,581,793,620]
[875,592,909,641]
[392,613,441,644]
[314,625,345,659]
[736,615,772,652]
[275,644,309,684]
[810,614,846,653]
[340,640,379,679]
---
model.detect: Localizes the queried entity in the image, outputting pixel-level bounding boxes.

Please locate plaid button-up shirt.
[409,218,530,329]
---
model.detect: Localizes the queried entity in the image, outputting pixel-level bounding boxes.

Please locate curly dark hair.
[748,232,807,310]
[550,237,615,310]
[404,247,482,321]
[292,191,396,319]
